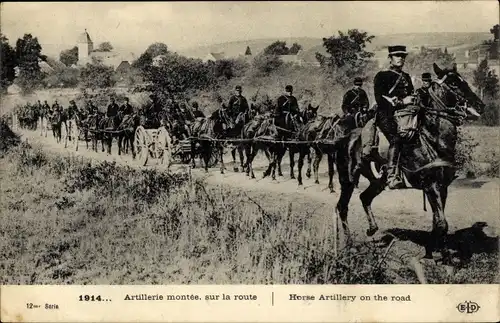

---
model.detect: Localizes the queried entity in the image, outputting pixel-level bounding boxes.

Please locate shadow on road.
[377,222,498,262]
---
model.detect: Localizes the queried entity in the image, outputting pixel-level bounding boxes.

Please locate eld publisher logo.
[456,301,480,314]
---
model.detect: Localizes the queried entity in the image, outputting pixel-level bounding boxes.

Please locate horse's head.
[210,105,234,131]
[432,63,485,119]
[302,104,319,123]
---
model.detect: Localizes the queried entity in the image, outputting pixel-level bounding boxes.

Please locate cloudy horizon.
[1,1,498,57]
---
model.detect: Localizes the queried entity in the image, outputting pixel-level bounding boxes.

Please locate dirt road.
[16,128,500,244]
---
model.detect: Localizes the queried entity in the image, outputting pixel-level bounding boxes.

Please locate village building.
[76,29,136,72]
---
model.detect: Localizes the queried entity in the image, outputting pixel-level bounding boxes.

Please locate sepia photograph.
[0,0,499,292]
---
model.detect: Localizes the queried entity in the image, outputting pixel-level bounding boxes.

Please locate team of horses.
[20,63,485,265]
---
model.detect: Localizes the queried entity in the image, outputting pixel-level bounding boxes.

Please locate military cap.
[235,85,242,90]
[192,101,199,108]
[354,77,363,85]
[285,85,293,92]
[388,45,408,56]
[421,72,432,81]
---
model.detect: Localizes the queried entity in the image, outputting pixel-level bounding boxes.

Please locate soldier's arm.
[373,72,387,107]
[361,90,370,110]
[341,91,351,114]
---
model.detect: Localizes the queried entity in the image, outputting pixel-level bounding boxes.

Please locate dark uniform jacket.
[42,102,50,116]
[228,95,249,116]
[341,87,370,115]
[107,102,120,118]
[415,87,432,108]
[373,68,414,118]
[275,94,299,116]
[121,103,134,115]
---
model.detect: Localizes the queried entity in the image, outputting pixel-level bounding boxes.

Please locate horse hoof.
[298,181,303,186]
[366,227,378,237]
[233,167,239,172]
[278,172,283,177]
[306,171,311,178]
[315,180,319,184]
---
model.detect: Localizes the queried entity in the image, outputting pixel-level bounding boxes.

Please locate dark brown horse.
[227,105,259,172]
[288,104,320,180]
[189,105,234,173]
[334,63,485,264]
[117,112,141,158]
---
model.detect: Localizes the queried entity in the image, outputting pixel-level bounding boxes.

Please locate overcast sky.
[1,1,498,57]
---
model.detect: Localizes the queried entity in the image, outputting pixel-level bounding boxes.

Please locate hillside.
[177,32,492,59]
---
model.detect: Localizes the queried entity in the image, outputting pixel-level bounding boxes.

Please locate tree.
[96,42,113,52]
[316,29,375,88]
[252,53,283,76]
[245,46,252,55]
[79,57,116,89]
[473,59,500,126]
[263,41,289,55]
[482,24,499,60]
[289,43,302,55]
[142,52,215,99]
[15,34,44,93]
[131,42,169,72]
[59,46,78,67]
[132,52,153,72]
[405,47,455,75]
[144,42,169,58]
[0,33,17,94]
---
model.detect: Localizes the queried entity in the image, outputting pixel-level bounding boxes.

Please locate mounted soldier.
[373,45,415,190]
[228,85,249,125]
[106,96,120,128]
[342,77,370,116]
[120,97,134,116]
[275,85,299,119]
[42,100,51,116]
[191,102,205,118]
[52,100,63,114]
[415,72,432,108]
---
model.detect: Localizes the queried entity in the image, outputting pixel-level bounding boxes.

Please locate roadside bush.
[455,127,479,177]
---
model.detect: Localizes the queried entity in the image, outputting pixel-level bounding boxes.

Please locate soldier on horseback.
[106,97,120,128]
[415,72,432,108]
[191,101,205,118]
[342,77,370,116]
[275,85,299,118]
[120,97,134,116]
[228,85,249,125]
[373,45,415,190]
[52,100,63,114]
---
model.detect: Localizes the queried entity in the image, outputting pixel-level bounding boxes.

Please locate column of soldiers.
[29,44,437,190]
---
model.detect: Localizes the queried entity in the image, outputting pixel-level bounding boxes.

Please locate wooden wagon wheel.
[134,125,149,166]
[71,121,79,151]
[156,126,172,169]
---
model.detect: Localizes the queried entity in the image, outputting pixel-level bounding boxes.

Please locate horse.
[227,105,259,172]
[189,105,234,173]
[48,109,65,144]
[244,109,304,180]
[287,104,320,181]
[97,113,122,155]
[86,111,104,152]
[117,112,141,158]
[333,63,485,264]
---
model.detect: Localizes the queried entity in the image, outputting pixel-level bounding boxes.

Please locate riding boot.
[386,144,405,189]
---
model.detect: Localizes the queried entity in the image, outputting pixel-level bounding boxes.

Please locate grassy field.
[1,120,498,285]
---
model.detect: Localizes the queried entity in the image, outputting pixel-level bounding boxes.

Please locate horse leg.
[238,145,245,170]
[313,148,323,184]
[231,147,239,172]
[297,147,305,186]
[277,146,284,177]
[246,144,256,179]
[335,149,356,247]
[327,153,335,193]
[306,148,313,179]
[359,166,385,237]
[219,143,225,174]
[289,147,296,179]
[424,183,450,263]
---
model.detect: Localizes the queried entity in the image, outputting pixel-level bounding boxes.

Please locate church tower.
[77,29,93,65]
